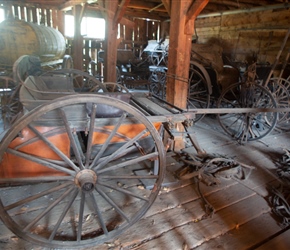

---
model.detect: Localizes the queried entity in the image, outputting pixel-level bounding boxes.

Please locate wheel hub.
[75,169,97,192]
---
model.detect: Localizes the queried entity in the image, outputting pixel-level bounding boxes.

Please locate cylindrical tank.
[0,19,66,67]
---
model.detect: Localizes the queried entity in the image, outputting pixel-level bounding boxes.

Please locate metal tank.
[0,19,66,68]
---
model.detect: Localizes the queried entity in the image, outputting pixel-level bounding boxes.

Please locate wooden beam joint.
[185,0,209,35]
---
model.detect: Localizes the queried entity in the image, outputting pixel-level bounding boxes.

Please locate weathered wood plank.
[194,212,283,250]
[117,189,268,249]
[256,229,290,250]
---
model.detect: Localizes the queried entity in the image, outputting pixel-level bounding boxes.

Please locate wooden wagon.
[0,69,199,248]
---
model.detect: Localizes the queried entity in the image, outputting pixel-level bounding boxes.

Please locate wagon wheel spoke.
[0,94,165,248]
[97,152,158,174]
[3,181,73,211]
[49,188,79,241]
[0,176,73,184]
[59,108,85,169]
[27,124,80,172]
[23,185,77,232]
[77,192,86,242]
[98,182,149,201]
[85,103,97,167]
[89,192,109,235]
[90,112,127,167]
[96,186,129,222]
[6,148,75,176]
[92,127,149,170]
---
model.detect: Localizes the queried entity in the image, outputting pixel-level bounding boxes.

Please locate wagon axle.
[75,169,97,192]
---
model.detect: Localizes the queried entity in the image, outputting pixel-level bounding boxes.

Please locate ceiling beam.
[113,0,131,29]
[59,0,86,11]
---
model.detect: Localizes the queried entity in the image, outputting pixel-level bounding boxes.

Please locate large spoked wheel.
[217,82,278,142]
[0,94,165,248]
[41,69,108,93]
[0,76,22,130]
[187,63,211,122]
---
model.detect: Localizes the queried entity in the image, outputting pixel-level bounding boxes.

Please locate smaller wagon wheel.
[0,76,22,130]
[150,52,162,66]
[0,94,165,249]
[41,69,108,93]
[187,63,211,122]
[148,67,167,99]
[267,78,289,124]
[217,82,278,143]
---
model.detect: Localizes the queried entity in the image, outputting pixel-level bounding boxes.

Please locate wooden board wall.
[194,8,290,66]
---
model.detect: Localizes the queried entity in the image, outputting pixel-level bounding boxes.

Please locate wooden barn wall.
[194,8,290,67]
[3,4,64,31]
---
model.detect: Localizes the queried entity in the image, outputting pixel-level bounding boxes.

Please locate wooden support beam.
[166,0,209,109]
[56,10,65,34]
[166,0,193,109]
[46,8,51,27]
[103,0,119,82]
[113,0,131,30]
[31,7,37,23]
[72,5,84,70]
[120,17,135,30]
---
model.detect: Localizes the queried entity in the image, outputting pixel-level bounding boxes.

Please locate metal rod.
[186,107,290,114]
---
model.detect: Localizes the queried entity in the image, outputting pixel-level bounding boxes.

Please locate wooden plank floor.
[0,116,290,250]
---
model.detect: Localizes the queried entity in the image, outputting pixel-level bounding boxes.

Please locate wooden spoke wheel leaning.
[266,77,289,124]
[217,82,278,143]
[187,62,211,123]
[40,69,108,93]
[148,67,167,99]
[0,94,165,248]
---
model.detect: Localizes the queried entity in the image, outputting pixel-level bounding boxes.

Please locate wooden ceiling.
[0,0,289,20]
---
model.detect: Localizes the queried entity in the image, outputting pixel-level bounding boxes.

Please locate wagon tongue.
[75,169,97,192]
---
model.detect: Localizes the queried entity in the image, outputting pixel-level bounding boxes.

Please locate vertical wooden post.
[56,10,65,34]
[166,0,192,109]
[72,5,83,71]
[46,9,51,27]
[103,0,119,82]
[166,0,208,109]
[31,7,37,23]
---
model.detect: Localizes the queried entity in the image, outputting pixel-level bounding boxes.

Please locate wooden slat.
[256,229,290,250]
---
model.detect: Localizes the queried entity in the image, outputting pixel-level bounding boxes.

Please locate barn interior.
[0,0,290,249]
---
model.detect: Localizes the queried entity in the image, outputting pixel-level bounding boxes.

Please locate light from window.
[65,15,105,39]
[0,8,5,23]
